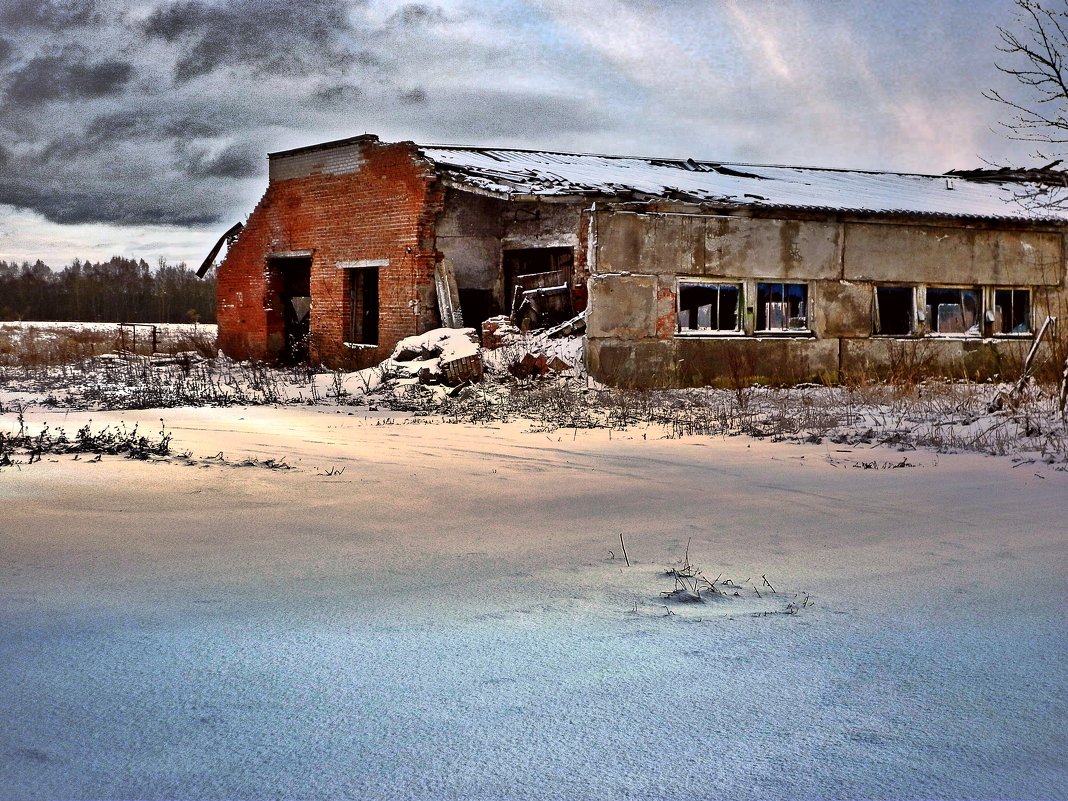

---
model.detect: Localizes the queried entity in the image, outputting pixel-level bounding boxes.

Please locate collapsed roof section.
[418,144,1068,223]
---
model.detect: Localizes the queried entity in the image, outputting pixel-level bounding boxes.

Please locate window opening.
[874,286,914,335]
[993,289,1031,334]
[677,282,740,332]
[926,286,979,335]
[756,282,808,331]
[347,267,379,345]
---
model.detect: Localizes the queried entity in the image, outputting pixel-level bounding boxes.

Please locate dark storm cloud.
[412,88,611,140]
[399,87,428,104]
[386,4,447,27]
[181,142,261,179]
[0,0,99,30]
[0,173,218,226]
[314,84,363,104]
[142,0,366,83]
[0,38,14,65]
[83,109,226,146]
[5,51,133,107]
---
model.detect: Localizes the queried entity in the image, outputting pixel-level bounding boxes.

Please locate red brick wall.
[216,136,444,367]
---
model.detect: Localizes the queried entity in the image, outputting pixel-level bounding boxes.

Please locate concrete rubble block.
[387,326,483,386]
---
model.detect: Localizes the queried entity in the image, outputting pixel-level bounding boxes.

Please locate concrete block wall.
[216,136,443,366]
[586,205,1068,387]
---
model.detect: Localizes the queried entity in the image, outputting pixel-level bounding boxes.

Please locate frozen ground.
[1,403,1066,800]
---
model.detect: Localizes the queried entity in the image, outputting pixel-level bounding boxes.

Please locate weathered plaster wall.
[587,206,1067,387]
[216,136,442,367]
[435,189,503,296]
[435,191,587,313]
[842,223,1062,284]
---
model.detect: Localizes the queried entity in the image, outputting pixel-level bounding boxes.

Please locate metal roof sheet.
[417,145,1068,223]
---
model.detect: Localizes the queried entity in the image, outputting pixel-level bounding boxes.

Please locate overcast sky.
[0,0,1051,269]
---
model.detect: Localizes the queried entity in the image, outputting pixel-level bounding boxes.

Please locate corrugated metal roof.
[417,145,1068,223]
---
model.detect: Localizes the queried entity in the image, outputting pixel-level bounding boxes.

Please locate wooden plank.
[434,260,464,328]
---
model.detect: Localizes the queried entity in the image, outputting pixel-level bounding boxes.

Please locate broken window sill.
[753,329,814,338]
[675,330,746,338]
[343,342,377,349]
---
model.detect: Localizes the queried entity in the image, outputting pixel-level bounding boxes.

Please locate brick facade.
[216,135,445,368]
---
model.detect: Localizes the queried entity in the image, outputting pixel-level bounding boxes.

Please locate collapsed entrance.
[502,246,574,329]
[266,255,312,364]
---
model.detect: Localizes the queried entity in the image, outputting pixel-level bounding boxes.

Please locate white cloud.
[0,204,219,268]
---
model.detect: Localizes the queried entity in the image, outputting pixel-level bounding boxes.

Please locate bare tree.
[985,0,1068,158]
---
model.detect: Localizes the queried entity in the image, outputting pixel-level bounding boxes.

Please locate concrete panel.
[990,230,1063,285]
[843,223,974,282]
[436,190,504,294]
[818,280,872,338]
[675,337,839,386]
[441,238,500,288]
[503,202,581,249]
[642,214,706,273]
[587,274,658,339]
[704,217,840,280]
[586,338,677,389]
[840,336,1032,381]
[595,212,650,273]
[841,223,1062,285]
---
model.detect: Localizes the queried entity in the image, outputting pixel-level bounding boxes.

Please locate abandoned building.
[204,134,1068,387]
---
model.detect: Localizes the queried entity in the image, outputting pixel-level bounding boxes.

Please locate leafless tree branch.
[985,0,1068,150]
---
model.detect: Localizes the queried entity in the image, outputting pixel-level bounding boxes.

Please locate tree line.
[0,257,216,323]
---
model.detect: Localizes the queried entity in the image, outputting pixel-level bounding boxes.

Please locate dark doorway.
[502,246,574,328]
[503,247,573,309]
[267,256,312,364]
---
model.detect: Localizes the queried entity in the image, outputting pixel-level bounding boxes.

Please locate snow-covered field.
[2,396,1067,799]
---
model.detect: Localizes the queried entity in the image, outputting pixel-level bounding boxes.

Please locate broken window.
[993,288,1031,334]
[925,286,979,335]
[346,267,379,345]
[756,282,808,331]
[873,286,914,335]
[677,281,741,332]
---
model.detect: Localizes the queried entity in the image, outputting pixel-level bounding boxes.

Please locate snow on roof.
[418,145,1068,223]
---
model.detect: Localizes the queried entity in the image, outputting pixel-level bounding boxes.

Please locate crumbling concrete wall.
[434,191,587,321]
[586,204,1067,387]
[435,189,504,307]
[216,136,443,367]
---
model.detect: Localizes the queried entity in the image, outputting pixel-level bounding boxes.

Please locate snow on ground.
[1,401,1067,800]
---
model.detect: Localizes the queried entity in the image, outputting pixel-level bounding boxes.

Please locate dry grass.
[3,323,1068,462]
[0,323,217,367]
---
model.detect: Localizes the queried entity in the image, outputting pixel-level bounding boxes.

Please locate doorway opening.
[266,255,312,364]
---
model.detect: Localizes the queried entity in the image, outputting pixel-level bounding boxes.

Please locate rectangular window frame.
[991,287,1032,337]
[872,285,917,337]
[676,279,744,336]
[755,281,811,334]
[922,285,982,337]
[342,265,380,347]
